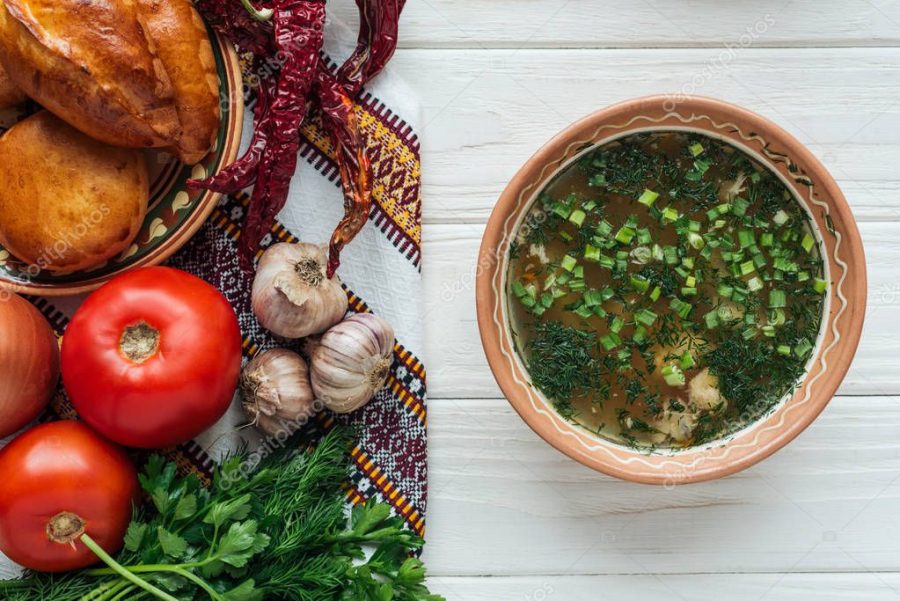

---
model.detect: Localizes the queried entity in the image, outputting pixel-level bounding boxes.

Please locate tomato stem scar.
[119,322,160,364]
[46,511,85,545]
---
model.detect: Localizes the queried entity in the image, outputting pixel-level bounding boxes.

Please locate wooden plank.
[428,573,900,600]
[331,1,900,49]
[383,49,900,224]
[423,221,900,398]
[423,396,900,576]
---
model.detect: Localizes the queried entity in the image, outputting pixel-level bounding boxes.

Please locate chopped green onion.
[573,304,593,319]
[760,232,774,247]
[795,338,813,358]
[669,298,692,319]
[773,209,790,226]
[661,364,686,387]
[704,309,720,329]
[689,142,705,157]
[638,189,660,207]
[732,197,750,216]
[717,283,734,299]
[610,316,625,333]
[687,232,705,250]
[801,232,815,253]
[649,286,662,302]
[776,344,791,356]
[813,278,828,294]
[615,226,636,245]
[599,332,621,351]
[769,289,787,308]
[739,260,756,275]
[583,289,605,307]
[553,203,571,219]
[661,206,680,224]
[630,275,650,293]
[680,351,696,369]
[584,244,601,262]
[633,325,647,344]
[568,209,586,227]
[768,308,786,326]
[560,231,573,242]
[540,292,553,308]
[598,254,615,270]
[596,220,613,237]
[634,308,658,326]
[636,228,652,245]
[561,255,577,272]
[747,277,764,292]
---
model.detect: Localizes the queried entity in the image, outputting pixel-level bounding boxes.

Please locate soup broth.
[508,132,826,449]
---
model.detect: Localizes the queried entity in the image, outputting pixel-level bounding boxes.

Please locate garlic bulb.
[252,243,348,339]
[308,313,395,414]
[240,349,318,436]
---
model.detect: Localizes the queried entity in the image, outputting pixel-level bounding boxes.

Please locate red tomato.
[61,266,242,448]
[0,421,138,572]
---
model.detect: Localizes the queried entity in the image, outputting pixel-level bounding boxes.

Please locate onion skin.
[0,293,59,437]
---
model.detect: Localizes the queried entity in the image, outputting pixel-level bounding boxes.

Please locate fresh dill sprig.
[526,320,600,418]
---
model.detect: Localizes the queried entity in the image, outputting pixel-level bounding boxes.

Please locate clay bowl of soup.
[476,95,866,484]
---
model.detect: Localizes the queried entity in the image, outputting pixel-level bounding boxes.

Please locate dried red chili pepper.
[336,0,404,96]
[316,0,404,275]
[316,69,371,277]
[195,0,274,56]
[190,75,274,194]
[239,0,325,264]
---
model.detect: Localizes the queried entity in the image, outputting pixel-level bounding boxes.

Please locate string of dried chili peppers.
[191,0,403,276]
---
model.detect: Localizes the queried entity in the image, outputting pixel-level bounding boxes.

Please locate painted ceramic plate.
[0,29,244,296]
[477,95,867,484]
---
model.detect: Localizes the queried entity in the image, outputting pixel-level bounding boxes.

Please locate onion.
[0,292,59,436]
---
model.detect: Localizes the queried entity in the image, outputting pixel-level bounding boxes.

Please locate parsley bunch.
[0,430,444,601]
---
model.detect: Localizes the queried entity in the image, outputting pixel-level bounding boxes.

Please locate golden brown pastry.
[137,0,221,164]
[0,62,25,109]
[0,112,148,272]
[0,0,180,149]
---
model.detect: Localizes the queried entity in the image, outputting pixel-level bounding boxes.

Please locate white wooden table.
[333,1,900,598]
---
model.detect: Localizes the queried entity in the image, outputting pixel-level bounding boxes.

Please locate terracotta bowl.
[476,95,867,485]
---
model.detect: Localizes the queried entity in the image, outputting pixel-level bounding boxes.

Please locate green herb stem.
[239,0,273,21]
[79,534,179,601]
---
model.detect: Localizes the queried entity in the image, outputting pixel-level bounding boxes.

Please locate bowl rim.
[476,94,867,484]
[0,31,244,297]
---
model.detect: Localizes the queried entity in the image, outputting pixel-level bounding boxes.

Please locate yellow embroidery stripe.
[299,107,421,246]
[351,446,426,537]
[386,374,426,424]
